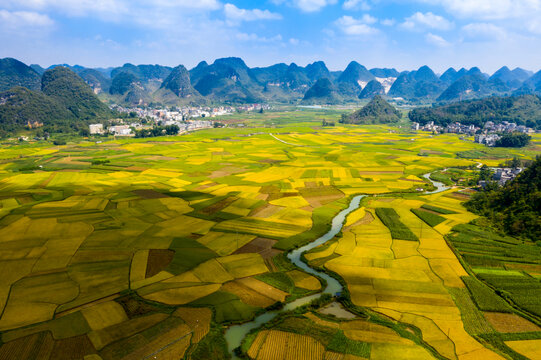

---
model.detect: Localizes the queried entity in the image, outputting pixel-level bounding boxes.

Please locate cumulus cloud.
[335,15,378,35]
[0,0,222,13]
[0,9,54,29]
[401,12,454,31]
[425,32,450,47]
[224,3,282,24]
[527,19,541,34]
[271,0,338,12]
[462,22,507,40]
[236,32,283,42]
[289,38,300,45]
[343,0,370,11]
[381,18,395,26]
[0,0,222,21]
[423,0,541,20]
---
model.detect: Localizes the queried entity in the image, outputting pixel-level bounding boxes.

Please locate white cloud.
[271,0,338,12]
[335,15,378,35]
[424,0,541,20]
[0,9,54,29]
[289,38,300,45]
[425,32,450,47]
[0,0,221,20]
[224,3,282,24]
[381,18,395,26]
[401,12,454,31]
[527,19,541,34]
[461,22,507,40]
[236,33,283,42]
[343,0,370,11]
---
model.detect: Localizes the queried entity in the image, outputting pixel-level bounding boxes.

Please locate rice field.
[0,111,539,359]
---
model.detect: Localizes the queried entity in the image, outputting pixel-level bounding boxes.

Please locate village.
[89,103,270,136]
[411,120,536,146]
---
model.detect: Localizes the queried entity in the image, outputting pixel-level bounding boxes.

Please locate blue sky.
[1,0,540,73]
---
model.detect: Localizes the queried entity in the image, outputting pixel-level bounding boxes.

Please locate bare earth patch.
[233,237,282,260]
[345,211,374,230]
[132,189,169,199]
[483,312,541,333]
[146,249,175,278]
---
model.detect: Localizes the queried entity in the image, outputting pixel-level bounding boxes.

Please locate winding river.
[224,173,449,358]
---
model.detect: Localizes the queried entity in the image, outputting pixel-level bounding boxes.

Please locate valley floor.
[0,111,539,359]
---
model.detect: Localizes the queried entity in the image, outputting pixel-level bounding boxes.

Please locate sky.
[1,0,541,74]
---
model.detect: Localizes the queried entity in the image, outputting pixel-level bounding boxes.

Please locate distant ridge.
[2,57,541,105]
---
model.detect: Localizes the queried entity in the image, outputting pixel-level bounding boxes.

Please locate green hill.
[301,78,341,104]
[110,72,140,95]
[160,65,199,98]
[192,57,263,103]
[359,80,385,99]
[78,68,111,94]
[388,66,446,100]
[409,94,541,129]
[0,67,114,137]
[341,95,401,124]
[42,67,112,120]
[0,58,41,92]
[110,64,172,82]
[0,87,73,137]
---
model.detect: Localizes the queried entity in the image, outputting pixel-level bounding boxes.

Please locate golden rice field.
[0,111,540,359]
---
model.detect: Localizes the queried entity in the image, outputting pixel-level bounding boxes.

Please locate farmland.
[0,108,540,359]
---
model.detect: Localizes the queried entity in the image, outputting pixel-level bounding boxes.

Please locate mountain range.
[1,57,540,107]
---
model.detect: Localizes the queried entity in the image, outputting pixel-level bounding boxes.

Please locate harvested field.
[173,307,211,343]
[50,335,97,360]
[483,312,541,333]
[234,237,282,260]
[251,330,325,360]
[237,277,288,302]
[221,281,278,308]
[132,189,169,199]
[146,249,175,278]
[0,331,55,360]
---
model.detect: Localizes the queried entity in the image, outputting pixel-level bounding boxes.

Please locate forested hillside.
[465,156,541,241]
[408,95,541,129]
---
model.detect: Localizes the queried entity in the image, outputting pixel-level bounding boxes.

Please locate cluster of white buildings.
[493,167,523,186]
[89,120,215,136]
[110,104,238,122]
[87,103,271,137]
[412,120,536,147]
[479,167,523,187]
[474,121,535,147]
[482,121,534,134]
[474,134,501,147]
[163,120,213,133]
[411,121,442,132]
[412,121,479,134]
[89,123,134,136]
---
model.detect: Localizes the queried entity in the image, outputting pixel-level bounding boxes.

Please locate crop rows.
[411,208,446,227]
[374,208,418,241]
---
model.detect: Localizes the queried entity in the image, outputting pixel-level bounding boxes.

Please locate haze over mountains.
[1,57,540,107]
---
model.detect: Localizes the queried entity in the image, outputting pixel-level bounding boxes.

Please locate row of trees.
[134,125,179,138]
[494,133,531,148]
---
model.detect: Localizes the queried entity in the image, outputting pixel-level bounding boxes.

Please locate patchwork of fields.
[0,112,539,359]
